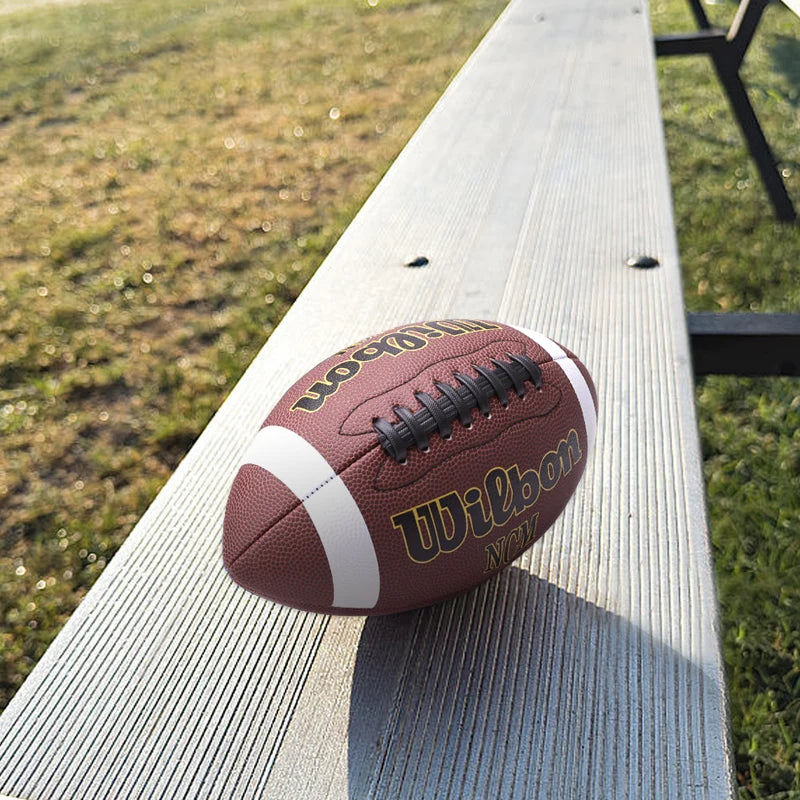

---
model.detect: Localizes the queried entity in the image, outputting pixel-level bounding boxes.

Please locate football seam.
[227,438,386,570]
[301,473,337,502]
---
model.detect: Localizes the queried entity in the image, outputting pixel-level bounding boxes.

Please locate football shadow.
[346,565,727,797]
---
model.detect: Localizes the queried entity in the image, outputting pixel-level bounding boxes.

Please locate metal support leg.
[687,0,712,29]
[711,60,796,221]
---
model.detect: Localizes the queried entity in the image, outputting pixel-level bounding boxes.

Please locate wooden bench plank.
[0,0,734,797]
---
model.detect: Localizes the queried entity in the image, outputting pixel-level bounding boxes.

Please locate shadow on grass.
[770,34,800,107]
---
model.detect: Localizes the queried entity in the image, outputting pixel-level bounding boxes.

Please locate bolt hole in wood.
[626,254,660,269]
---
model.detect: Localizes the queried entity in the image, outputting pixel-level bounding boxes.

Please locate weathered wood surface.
[0,0,734,797]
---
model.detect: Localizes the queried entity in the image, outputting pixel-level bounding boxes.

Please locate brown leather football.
[223,319,597,615]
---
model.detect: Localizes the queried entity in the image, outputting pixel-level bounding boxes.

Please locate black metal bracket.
[655,0,797,222]
[688,312,800,375]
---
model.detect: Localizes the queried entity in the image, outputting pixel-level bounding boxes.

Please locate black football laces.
[373,354,543,463]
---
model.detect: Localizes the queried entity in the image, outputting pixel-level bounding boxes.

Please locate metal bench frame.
[656,0,797,221]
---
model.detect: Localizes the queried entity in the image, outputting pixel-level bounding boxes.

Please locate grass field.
[0,0,798,796]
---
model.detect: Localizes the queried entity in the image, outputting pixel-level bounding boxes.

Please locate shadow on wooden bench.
[343,569,722,796]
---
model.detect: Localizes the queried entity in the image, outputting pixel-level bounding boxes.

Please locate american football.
[223,319,597,615]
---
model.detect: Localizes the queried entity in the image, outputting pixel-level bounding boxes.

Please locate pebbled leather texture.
[223,319,597,614]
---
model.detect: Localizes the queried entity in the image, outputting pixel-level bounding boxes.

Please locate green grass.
[0,0,509,707]
[1,1,799,797]
[697,378,800,797]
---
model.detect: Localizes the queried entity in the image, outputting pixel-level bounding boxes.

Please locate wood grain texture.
[0,0,735,797]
